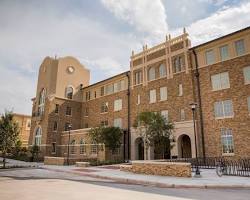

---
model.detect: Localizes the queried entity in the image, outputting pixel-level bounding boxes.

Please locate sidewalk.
[41,164,250,189]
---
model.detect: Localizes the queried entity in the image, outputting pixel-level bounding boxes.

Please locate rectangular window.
[173,56,183,73]
[248,97,250,113]
[178,84,183,96]
[66,106,72,116]
[64,123,71,131]
[211,72,230,91]
[221,128,234,154]
[243,66,250,84]
[137,94,140,105]
[55,104,59,114]
[100,120,108,127]
[149,89,156,103]
[84,107,89,117]
[105,84,114,95]
[220,45,229,61]
[52,143,56,153]
[114,99,122,111]
[235,39,245,56]
[114,80,126,93]
[91,143,97,154]
[100,86,104,96]
[53,121,58,131]
[214,100,234,118]
[135,71,142,85]
[160,87,167,101]
[114,118,122,129]
[85,91,91,101]
[205,49,215,65]
[101,102,108,113]
[161,110,169,122]
[180,109,185,121]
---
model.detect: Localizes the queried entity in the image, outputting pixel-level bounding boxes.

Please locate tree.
[0,111,19,168]
[30,144,40,162]
[133,111,174,160]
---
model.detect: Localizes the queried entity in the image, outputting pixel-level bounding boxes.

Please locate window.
[38,88,46,116]
[52,143,56,153]
[111,148,120,155]
[100,86,105,96]
[149,89,156,103]
[84,107,89,117]
[65,87,73,99]
[247,96,250,113]
[114,80,125,93]
[70,140,76,154]
[243,66,250,84]
[178,84,183,96]
[34,127,42,146]
[80,139,86,154]
[221,128,234,154]
[205,50,215,65]
[173,56,184,73]
[220,45,229,61]
[114,99,122,111]
[100,120,108,127]
[211,72,230,91]
[66,106,72,116]
[105,84,114,95]
[85,91,91,101]
[235,39,245,56]
[180,109,185,121]
[91,142,97,154]
[161,110,169,122]
[137,94,140,105]
[64,123,71,131]
[53,121,58,131]
[135,71,142,85]
[55,104,59,114]
[101,102,108,113]
[214,100,234,118]
[26,120,31,129]
[148,67,156,81]
[114,118,122,128]
[159,64,166,78]
[160,87,167,101]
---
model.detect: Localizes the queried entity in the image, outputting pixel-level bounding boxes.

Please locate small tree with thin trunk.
[133,111,174,160]
[0,111,19,168]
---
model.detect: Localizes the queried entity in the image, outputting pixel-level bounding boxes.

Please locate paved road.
[0,168,249,200]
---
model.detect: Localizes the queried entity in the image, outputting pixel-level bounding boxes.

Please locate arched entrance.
[178,134,192,158]
[135,137,144,160]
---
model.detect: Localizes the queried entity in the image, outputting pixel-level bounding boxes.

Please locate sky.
[0,0,250,115]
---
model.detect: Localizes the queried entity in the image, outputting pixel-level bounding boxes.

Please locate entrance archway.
[135,137,144,160]
[178,134,192,158]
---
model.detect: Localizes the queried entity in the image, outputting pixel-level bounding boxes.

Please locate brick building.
[29,27,250,161]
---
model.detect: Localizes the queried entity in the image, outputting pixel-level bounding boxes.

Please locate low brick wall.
[121,161,191,177]
[44,157,66,165]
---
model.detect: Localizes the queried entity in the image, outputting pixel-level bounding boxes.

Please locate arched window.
[65,86,73,99]
[38,88,46,116]
[34,127,42,146]
[70,140,76,154]
[159,64,166,78]
[148,67,156,81]
[79,139,86,154]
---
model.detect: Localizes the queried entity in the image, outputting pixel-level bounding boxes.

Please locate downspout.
[126,72,131,161]
[192,49,206,159]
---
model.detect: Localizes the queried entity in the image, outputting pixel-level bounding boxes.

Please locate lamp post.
[66,123,72,166]
[190,102,201,177]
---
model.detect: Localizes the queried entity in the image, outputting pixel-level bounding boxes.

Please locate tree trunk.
[3,151,6,169]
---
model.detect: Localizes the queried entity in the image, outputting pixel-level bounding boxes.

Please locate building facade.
[29,27,250,161]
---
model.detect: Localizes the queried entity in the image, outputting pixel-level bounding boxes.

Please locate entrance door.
[179,135,192,158]
[137,138,144,160]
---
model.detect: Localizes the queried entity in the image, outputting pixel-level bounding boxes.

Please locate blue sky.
[0,0,250,115]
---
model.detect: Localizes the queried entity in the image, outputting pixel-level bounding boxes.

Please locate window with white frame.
[159,64,166,78]
[114,99,122,111]
[34,127,42,146]
[221,128,234,154]
[149,89,156,103]
[70,140,76,154]
[235,39,245,56]
[135,71,142,85]
[214,100,234,118]
[65,86,73,99]
[91,142,97,154]
[137,94,140,105]
[105,84,114,95]
[178,84,183,96]
[180,109,185,121]
[247,96,250,113]
[101,102,108,113]
[220,45,229,61]
[114,118,122,129]
[205,49,215,65]
[148,67,156,81]
[211,72,230,91]
[161,110,169,122]
[114,80,125,93]
[160,87,167,101]
[243,66,250,84]
[38,88,46,116]
[80,139,86,154]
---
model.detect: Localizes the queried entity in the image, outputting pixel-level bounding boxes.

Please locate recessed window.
[220,45,229,61]
[159,64,166,78]
[91,142,97,154]
[148,67,156,81]
[114,99,122,111]
[178,84,183,96]
[135,71,142,85]
[66,106,72,116]
[53,121,58,131]
[105,84,114,95]
[70,140,76,154]
[221,128,234,154]
[38,88,46,116]
[114,80,125,93]
[149,89,156,103]
[173,56,184,73]
[211,72,230,91]
[180,109,185,121]
[34,127,42,146]
[55,104,59,114]
[64,123,71,131]
[101,102,108,113]
[243,66,250,84]
[100,86,105,96]
[160,87,167,101]
[235,39,245,56]
[247,97,250,113]
[85,91,91,101]
[65,86,73,99]
[100,120,108,127]
[84,107,89,117]
[205,49,215,65]
[52,143,56,153]
[161,110,169,122]
[114,118,122,129]
[214,100,234,119]
[80,139,86,154]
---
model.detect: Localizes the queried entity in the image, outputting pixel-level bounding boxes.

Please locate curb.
[42,167,250,190]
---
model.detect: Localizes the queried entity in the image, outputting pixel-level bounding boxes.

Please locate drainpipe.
[192,49,206,159]
[126,72,131,161]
